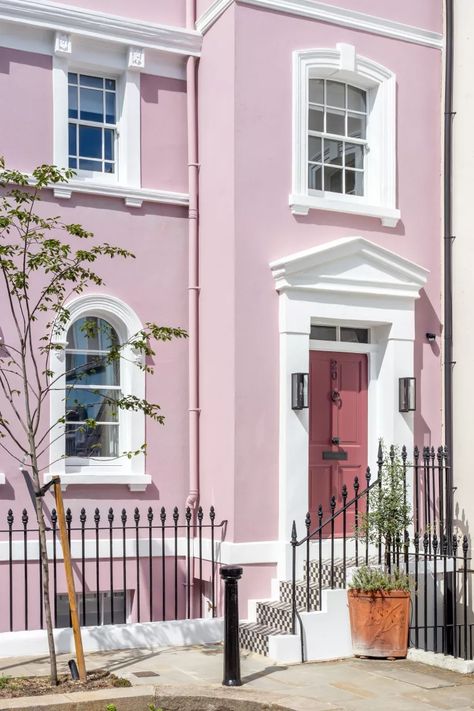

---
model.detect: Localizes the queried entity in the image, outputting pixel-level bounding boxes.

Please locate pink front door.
[309,351,368,534]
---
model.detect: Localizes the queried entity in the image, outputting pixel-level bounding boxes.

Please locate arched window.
[291,44,400,227]
[65,317,121,458]
[48,294,150,491]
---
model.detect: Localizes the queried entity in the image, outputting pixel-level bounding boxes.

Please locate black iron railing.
[1,505,227,633]
[290,444,474,660]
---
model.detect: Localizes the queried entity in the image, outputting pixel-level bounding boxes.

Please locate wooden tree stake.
[53,477,87,682]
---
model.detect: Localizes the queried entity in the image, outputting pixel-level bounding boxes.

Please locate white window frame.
[47,294,151,491]
[53,54,141,191]
[290,43,400,228]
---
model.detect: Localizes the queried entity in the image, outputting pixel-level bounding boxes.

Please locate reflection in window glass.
[340,327,369,343]
[310,325,337,341]
[68,73,117,174]
[307,79,366,196]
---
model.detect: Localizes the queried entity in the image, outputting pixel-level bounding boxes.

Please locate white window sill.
[43,472,151,492]
[52,179,189,209]
[289,193,400,228]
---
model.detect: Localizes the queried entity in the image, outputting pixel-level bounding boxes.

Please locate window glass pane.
[65,422,119,457]
[68,85,78,119]
[340,327,369,343]
[103,592,126,625]
[55,594,71,628]
[104,129,114,161]
[309,78,324,104]
[69,157,77,169]
[79,159,101,171]
[80,74,103,89]
[324,165,343,193]
[326,109,345,136]
[347,112,366,139]
[324,139,343,166]
[308,164,322,190]
[104,162,115,174]
[308,136,322,163]
[68,123,77,157]
[78,593,100,626]
[347,85,366,113]
[80,87,104,123]
[79,125,102,159]
[105,78,116,91]
[105,92,116,124]
[66,354,119,387]
[345,169,364,196]
[345,143,364,169]
[326,81,345,109]
[308,107,324,132]
[310,325,337,341]
[66,389,119,423]
[67,317,119,351]
[68,72,78,85]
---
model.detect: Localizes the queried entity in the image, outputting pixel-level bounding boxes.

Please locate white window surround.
[270,236,428,578]
[47,294,151,491]
[290,44,400,228]
[53,51,141,199]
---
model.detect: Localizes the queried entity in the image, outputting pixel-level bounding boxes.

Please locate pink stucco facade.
[0,0,443,627]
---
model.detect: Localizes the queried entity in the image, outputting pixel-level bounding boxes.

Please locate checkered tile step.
[279,579,320,610]
[256,600,299,633]
[240,622,287,656]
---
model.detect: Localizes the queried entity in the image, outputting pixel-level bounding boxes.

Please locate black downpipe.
[444,0,455,657]
[444,0,454,544]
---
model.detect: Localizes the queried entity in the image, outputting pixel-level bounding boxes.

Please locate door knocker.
[331,389,342,406]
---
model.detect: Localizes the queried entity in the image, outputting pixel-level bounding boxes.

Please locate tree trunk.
[31,466,58,686]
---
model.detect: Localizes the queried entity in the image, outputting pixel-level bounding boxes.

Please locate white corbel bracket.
[54,31,72,56]
[128,46,145,71]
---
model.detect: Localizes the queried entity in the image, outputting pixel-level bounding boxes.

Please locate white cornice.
[197,0,443,49]
[0,0,202,56]
[196,0,233,33]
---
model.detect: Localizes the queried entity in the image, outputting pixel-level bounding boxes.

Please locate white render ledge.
[43,472,152,492]
[53,180,189,209]
[289,193,401,228]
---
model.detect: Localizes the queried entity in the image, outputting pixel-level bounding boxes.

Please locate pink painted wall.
[56,0,186,27]
[198,3,443,543]
[0,48,53,169]
[198,5,237,539]
[141,75,188,193]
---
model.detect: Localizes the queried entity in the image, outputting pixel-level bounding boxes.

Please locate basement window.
[310,325,369,343]
[55,591,127,627]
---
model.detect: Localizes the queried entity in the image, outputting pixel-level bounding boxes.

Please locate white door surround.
[269,236,428,577]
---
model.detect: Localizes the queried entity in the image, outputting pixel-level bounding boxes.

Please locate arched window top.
[66,316,120,352]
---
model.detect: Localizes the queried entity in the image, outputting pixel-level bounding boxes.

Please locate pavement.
[1,645,474,710]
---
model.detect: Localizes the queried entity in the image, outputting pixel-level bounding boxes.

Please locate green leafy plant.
[105,705,117,711]
[349,565,410,592]
[0,161,187,685]
[0,676,9,690]
[358,443,412,556]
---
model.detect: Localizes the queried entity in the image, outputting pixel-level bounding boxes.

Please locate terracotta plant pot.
[347,589,410,658]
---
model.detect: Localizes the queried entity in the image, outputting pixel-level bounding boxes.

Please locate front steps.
[239,560,347,657]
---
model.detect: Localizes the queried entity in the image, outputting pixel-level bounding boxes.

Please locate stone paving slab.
[0,646,473,710]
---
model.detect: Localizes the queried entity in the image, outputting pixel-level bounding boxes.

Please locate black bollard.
[220,564,243,687]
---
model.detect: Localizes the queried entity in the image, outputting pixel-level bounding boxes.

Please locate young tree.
[0,161,186,684]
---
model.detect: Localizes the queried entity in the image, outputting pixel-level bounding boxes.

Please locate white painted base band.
[407,648,474,674]
[0,617,224,659]
[268,588,352,663]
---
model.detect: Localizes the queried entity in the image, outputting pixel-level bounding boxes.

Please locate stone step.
[239,622,290,657]
[256,599,300,634]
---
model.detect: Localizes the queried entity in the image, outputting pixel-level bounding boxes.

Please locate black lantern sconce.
[292,373,309,410]
[399,377,416,412]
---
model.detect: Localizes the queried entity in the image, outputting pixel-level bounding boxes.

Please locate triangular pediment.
[270,237,428,299]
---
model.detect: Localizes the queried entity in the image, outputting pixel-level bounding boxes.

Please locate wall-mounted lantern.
[399,377,416,412]
[292,373,309,410]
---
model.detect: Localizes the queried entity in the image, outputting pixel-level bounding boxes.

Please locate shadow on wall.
[141,76,187,105]
[414,289,441,447]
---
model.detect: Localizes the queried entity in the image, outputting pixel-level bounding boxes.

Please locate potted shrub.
[348,444,412,658]
[348,566,411,658]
